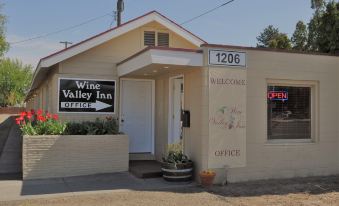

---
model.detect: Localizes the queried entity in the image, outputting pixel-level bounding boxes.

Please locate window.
[267,83,314,140]
[157,32,169,47]
[144,31,155,46]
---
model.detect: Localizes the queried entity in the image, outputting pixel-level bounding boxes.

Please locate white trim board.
[168,75,184,145]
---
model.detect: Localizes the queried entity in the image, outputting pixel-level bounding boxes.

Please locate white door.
[120,80,153,153]
[169,78,183,144]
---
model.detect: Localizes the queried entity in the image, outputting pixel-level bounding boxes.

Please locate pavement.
[0,172,196,202]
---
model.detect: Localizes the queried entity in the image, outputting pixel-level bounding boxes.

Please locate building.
[25,11,339,183]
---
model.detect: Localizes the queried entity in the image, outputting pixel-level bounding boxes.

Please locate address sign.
[208,49,246,67]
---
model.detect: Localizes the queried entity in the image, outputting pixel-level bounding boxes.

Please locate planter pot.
[161,161,193,182]
[23,134,129,180]
[199,173,216,187]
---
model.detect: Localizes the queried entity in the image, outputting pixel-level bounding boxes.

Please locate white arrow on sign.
[61,100,112,111]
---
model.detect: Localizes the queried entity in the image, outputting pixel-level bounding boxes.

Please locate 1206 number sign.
[208,49,246,67]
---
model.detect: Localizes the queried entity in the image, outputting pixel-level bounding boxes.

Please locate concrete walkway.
[0,172,196,202]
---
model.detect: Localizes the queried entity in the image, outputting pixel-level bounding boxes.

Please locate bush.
[17,111,120,136]
[64,117,119,135]
[16,109,66,135]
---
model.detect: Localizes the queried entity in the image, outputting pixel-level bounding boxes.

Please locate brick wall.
[23,135,129,180]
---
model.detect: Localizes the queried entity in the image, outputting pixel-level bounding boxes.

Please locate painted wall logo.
[267,91,288,101]
[58,78,115,113]
[209,105,246,130]
[210,77,246,86]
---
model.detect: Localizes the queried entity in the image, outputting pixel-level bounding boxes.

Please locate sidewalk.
[0,172,196,202]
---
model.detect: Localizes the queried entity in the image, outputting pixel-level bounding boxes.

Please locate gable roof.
[26,11,206,100]
[39,10,206,68]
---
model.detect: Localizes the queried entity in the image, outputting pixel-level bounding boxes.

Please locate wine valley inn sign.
[58,78,116,113]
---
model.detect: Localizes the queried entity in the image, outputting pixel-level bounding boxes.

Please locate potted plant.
[161,150,193,182]
[199,169,216,187]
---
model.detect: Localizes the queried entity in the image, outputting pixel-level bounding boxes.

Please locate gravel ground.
[1,175,339,206]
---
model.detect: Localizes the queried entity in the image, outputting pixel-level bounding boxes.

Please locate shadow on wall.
[0,115,23,176]
[20,172,339,197]
[0,116,13,155]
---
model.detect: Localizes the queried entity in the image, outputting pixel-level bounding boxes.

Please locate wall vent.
[144,31,156,46]
[157,32,169,47]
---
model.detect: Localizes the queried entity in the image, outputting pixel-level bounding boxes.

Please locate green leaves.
[0,58,32,106]
[257,1,339,54]
[0,5,8,57]
[315,1,339,53]
[256,25,292,49]
[292,21,308,51]
[64,118,119,135]
[162,150,191,164]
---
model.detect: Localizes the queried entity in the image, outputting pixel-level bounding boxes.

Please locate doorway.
[168,76,184,147]
[120,79,155,154]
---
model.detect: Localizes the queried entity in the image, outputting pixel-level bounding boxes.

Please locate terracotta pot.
[199,173,216,187]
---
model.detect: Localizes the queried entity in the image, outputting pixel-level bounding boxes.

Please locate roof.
[117,46,202,66]
[40,11,206,66]
[117,46,203,77]
[26,10,207,100]
[202,44,339,57]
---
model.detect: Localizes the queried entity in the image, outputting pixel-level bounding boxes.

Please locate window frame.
[266,79,318,144]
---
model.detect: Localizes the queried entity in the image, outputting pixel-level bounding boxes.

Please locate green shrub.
[162,150,191,164]
[64,117,119,135]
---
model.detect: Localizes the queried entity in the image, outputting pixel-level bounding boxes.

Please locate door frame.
[119,78,155,154]
[168,75,184,144]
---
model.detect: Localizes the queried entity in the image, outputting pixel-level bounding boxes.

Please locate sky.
[3,0,315,68]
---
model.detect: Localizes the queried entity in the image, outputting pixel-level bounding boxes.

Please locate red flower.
[20,111,26,117]
[46,113,52,119]
[26,111,32,120]
[30,109,35,115]
[37,109,43,116]
[37,115,46,122]
[52,114,59,120]
[18,116,24,121]
[15,118,21,125]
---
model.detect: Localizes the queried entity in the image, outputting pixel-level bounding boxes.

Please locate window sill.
[265,139,316,146]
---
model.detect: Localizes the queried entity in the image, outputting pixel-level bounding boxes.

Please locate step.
[129,160,162,178]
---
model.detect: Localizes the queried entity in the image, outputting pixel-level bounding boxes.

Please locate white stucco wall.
[203,47,339,182]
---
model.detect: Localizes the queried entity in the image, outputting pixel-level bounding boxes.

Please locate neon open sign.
[267,91,288,101]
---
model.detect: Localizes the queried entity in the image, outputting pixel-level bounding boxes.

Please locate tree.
[316,1,339,54]
[307,0,326,51]
[291,21,308,51]
[256,25,292,49]
[0,58,32,107]
[0,4,8,57]
[311,0,326,10]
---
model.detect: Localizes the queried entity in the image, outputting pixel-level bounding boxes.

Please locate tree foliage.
[0,4,33,107]
[0,58,33,107]
[256,25,292,49]
[316,1,339,53]
[291,21,308,51]
[257,0,339,54]
[0,4,8,57]
[311,0,326,10]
